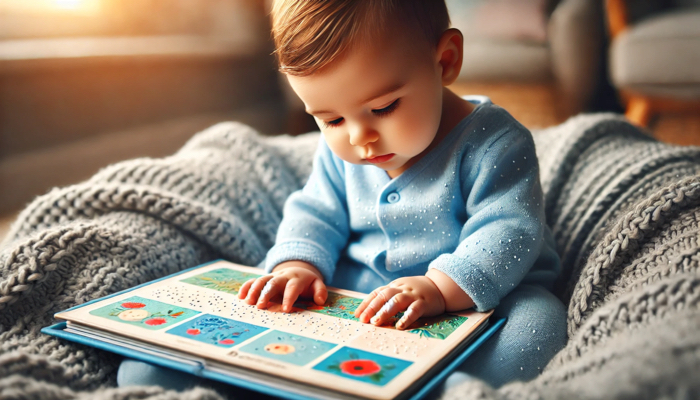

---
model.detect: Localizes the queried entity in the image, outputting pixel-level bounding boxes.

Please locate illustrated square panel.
[166,314,267,348]
[238,330,336,366]
[313,346,412,386]
[89,296,199,330]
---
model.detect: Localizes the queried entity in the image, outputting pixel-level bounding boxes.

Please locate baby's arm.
[238,261,327,313]
[354,270,474,329]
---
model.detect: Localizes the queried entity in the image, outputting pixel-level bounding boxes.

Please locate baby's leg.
[117,359,200,390]
[117,359,272,397]
[444,284,567,389]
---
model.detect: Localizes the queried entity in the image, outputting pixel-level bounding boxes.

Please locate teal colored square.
[88,296,199,330]
[313,347,412,386]
[166,314,267,348]
[238,330,336,366]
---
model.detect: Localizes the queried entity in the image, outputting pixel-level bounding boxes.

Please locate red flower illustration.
[186,328,201,335]
[144,318,167,326]
[219,339,235,345]
[122,302,146,309]
[340,359,381,376]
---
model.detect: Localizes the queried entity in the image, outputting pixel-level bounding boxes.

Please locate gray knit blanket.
[1,116,699,400]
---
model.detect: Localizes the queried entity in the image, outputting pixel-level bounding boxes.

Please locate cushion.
[610,9,700,98]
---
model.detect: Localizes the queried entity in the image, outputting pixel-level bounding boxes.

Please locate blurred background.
[1,0,699,239]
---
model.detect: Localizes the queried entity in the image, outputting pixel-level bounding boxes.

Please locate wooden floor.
[651,114,700,146]
[0,212,17,243]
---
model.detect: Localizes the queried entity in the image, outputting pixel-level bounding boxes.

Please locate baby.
[118,0,567,391]
[238,0,567,388]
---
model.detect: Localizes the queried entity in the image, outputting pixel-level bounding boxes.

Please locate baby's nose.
[349,126,379,146]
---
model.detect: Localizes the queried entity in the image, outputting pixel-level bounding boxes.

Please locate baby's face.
[287,33,445,178]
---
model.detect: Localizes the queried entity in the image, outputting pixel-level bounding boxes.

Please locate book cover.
[48,260,496,400]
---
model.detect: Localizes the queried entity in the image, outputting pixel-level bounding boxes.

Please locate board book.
[44,260,501,400]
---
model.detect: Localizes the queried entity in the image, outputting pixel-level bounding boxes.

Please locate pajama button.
[387,192,400,203]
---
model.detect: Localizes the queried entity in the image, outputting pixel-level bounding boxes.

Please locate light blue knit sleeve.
[429,126,545,311]
[264,137,350,283]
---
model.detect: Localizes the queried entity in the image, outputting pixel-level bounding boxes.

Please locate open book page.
[56,260,491,400]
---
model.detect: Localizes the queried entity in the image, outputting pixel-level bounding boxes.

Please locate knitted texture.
[1,116,700,399]
[0,122,317,400]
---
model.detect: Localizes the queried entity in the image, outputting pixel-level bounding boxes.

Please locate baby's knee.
[484,285,567,383]
[501,285,565,324]
[499,285,568,356]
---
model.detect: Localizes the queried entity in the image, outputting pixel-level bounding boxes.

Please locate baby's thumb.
[312,278,327,305]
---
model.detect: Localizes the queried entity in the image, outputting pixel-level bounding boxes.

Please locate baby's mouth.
[365,154,395,164]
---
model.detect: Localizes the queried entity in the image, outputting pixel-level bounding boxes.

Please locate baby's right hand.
[237,261,327,313]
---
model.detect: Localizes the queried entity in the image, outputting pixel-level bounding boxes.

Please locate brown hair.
[270,0,450,76]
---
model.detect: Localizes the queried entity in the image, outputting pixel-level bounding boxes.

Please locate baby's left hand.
[354,276,446,330]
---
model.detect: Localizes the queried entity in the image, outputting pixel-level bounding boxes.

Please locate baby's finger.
[244,275,274,305]
[396,300,426,330]
[237,278,257,299]
[280,278,308,313]
[370,293,411,326]
[257,276,286,309]
[360,287,400,324]
[311,278,328,306]
[354,287,382,318]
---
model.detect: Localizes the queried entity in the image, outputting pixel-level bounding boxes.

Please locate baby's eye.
[323,117,344,128]
[372,98,400,117]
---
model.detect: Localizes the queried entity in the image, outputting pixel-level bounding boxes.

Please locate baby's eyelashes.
[371,98,400,117]
[322,117,344,128]
[319,98,400,129]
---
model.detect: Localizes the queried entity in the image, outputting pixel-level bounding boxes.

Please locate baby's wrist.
[273,260,323,279]
[425,269,474,312]
[421,275,447,313]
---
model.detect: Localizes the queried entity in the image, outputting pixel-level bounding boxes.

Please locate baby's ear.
[436,28,464,86]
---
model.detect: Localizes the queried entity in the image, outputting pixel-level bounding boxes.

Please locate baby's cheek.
[324,133,357,162]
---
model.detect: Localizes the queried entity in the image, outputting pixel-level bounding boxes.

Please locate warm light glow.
[0,0,102,14]
[54,0,84,9]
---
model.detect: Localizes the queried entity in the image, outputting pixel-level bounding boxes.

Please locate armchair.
[606,0,700,130]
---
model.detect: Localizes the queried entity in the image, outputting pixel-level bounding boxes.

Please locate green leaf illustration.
[369,371,385,383]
